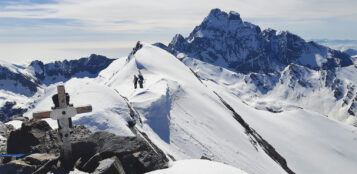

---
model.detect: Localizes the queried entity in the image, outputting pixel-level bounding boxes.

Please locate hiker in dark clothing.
[138,71,144,88]
[133,75,138,89]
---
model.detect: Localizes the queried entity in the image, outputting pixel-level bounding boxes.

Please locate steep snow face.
[98,44,289,174]
[166,9,352,73]
[147,159,248,174]
[24,78,134,136]
[182,56,357,174]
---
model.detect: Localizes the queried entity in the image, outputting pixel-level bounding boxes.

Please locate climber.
[138,70,144,88]
[133,75,138,89]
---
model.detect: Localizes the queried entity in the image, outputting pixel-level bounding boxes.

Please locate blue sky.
[0,0,356,63]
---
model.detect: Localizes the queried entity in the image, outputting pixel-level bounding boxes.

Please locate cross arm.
[33,105,93,120]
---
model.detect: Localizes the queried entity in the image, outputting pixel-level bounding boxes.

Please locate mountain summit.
[165,9,352,73]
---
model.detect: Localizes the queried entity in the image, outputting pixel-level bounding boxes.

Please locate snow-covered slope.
[184,56,357,126]
[148,159,248,174]
[0,55,114,121]
[97,44,290,174]
[24,78,134,136]
[18,44,357,174]
[205,78,357,174]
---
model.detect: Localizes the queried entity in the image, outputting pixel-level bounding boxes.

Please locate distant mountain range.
[313,39,357,52]
[0,54,114,121]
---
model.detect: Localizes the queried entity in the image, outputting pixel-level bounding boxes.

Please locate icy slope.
[182,56,357,173]
[205,79,357,174]
[98,44,290,174]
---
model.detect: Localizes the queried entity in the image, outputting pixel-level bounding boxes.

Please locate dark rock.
[0,160,36,174]
[0,122,8,159]
[72,131,169,173]
[0,153,59,174]
[4,120,168,174]
[200,156,212,160]
[7,120,53,154]
[0,101,28,122]
[32,155,59,174]
[92,156,125,174]
[24,153,58,166]
[9,115,29,122]
[7,120,91,155]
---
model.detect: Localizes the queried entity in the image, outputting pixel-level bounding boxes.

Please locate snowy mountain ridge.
[21,44,357,174]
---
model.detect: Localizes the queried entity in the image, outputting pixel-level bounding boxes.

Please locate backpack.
[138,74,144,81]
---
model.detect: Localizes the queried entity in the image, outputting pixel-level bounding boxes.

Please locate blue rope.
[0,154,25,157]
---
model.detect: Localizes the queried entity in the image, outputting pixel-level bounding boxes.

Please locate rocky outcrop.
[1,120,169,174]
[7,120,61,155]
[72,131,169,173]
[0,102,28,122]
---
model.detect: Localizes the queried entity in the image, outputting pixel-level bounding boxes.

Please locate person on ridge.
[133,75,138,89]
[138,70,144,88]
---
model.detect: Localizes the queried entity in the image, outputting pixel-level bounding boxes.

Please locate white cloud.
[0,0,356,62]
[1,0,356,32]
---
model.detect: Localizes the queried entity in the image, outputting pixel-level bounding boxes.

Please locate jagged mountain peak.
[167,8,352,74]
[187,9,256,40]
[203,8,243,25]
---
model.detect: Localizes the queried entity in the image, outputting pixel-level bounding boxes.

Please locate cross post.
[33,85,92,170]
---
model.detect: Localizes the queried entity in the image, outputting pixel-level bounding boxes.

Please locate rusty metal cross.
[33,85,92,169]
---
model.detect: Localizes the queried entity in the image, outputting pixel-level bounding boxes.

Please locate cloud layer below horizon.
[1,0,356,63]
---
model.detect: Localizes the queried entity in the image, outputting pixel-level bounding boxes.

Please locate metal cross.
[33,85,92,169]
